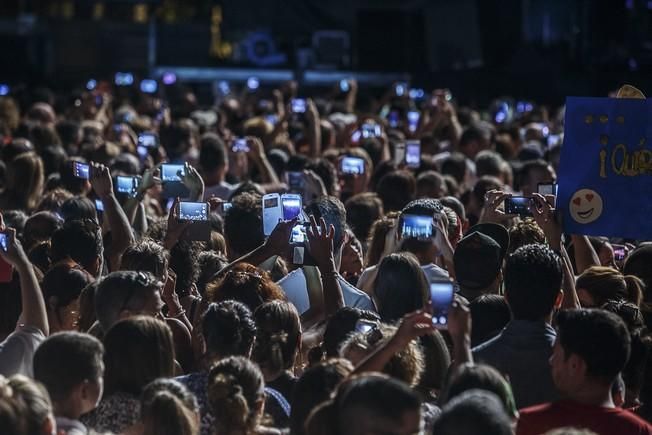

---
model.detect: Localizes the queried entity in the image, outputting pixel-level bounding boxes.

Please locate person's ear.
[554,290,564,309]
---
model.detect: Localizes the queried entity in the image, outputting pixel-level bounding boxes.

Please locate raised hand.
[89,162,114,200]
[307,216,335,269]
[478,190,517,224]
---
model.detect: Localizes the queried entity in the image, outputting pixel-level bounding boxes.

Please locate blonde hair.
[4,152,44,211]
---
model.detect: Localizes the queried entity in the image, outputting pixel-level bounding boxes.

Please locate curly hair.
[507,218,545,254]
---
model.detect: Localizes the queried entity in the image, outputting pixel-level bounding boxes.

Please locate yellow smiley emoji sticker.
[569,189,603,224]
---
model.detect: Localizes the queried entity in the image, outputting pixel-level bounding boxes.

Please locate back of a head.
[556,308,631,384]
[508,219,546,254]
[441,152,468,184]
[416,170,447,199]
[95,270,163,331]
[376,170,416,212]
[505,244,562,321]
[199,132,227,173]
[223,192,264,259]
[623,243,652,300]
[50,219,102,275]
[141,379,199,435]
[306,196,348,252]
[33,332,103,404]
[120,239,169,280]
[42,262,93,316]
[1,375,53,435]
[290,358,354,435]
[440,363,517,419]
[576,266,643,308]
[306,374,421,435]
[104,316,175,396]
[322,307,380,357]
[374,252,428,322]
[432,389,512,435]
[206,263,285,312]
[252,300,301,376]
[5,152,44,210]
[60,196,97,222]
[202,301,256,358]
[23,211,62,249]
[469,294,511,346]
[475,150,505,179]
[207,356,264,434]
[59,158,89,195]
[345,193,384,244]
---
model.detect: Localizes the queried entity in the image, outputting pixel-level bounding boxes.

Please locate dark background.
[0,0,650,105]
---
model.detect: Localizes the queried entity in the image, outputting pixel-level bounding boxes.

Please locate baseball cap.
[454,223,509,290]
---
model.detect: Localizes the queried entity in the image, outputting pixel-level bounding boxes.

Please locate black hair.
[159,119,196,161]
[432,389,512,435]
[475,150,505,179]
[374,252,429,322]
[305,158,338,196]
[441,152,468,185]
[252,300,301,375]
[50,219,103,273]
[504,244,562,321]
[469,294,511,347]
[59,158,89,195]
[306,196,347,252]
[322,307,380,357]
[416,170,448,199]
[60,196,97,222]
[202,301,256,357]
[196,251,229,296]
[42,262,93,312]
[120,238,169,280]
[556,308,631,383]
[199,132,227,173]
[376,170,416,213]
[223,192,264,259]
[345,193,384,245]
[33,331,104,402]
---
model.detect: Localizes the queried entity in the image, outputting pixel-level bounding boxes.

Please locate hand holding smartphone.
[504,196,533,217]
[72,161,90,180]
[177,201,210,241]
[430,280,455,329]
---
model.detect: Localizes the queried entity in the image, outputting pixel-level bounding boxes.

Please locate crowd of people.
[0,74,650,435]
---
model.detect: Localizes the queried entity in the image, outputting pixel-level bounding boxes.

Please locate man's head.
[518,159,556,196]
[416,170,448,199]
[454,224,509,298]
[223,192,264,260]
[345,193,384,246]
[376,170,416,213]
[306,196,348,261]
[94,271,164,331]
[504,244,562,321]
[432,390,512,435]
[33,332,104,419]
[459,122,493,160]
[551,309,631,396]
[50,219,103,277]
[120,238,169,281]
[199,132,228,179]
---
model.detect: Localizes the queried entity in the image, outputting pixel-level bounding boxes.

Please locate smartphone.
[430,280,455,328]
[140,79,158,94]
[361,123,382,139]
[137,145,149,162]
[94,199,104,212]
[0,84,10,96]
[114,72,134,86]
[405,140,421,169]
[282,194,302,221]
[504,196,533,216]
[116,176,141,197]
[355,319,377,334]
[341,157,365,175]
[394,142,406,166]
[388,110,400,128]
[232,138,250,153]
[138,132,158,148]
[339,79,350,92]
[287,171,304,193]
[162,72,177,85]
[222,202,232,213]
[86,79,97,91]
[0,232,12,283]
[537,182,558,196]
[263,193,283,236]
[409,88,425,100]
[612,244,627,262]
[407,110,420,133]
[290,223,315,266]
[395,82,408,97]
[246,77,260,91]
[161,164,189,198]
[216,80,230,95]
[178,201,210,241]
[401,214,434,240]
[73,161,90,180]
[291,98,307,114]
[265,114,278,126]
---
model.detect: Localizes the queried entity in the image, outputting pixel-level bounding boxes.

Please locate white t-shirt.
[0,325,45,377]
[278,268,376,314]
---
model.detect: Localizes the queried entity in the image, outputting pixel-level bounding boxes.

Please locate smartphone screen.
[291,99,307,114]
[355,319,377,334]
[537,183,558,196]
[504,197,533,216]
[430,281,454,327]
[114,72,134,86]
[612,244,627,262]
[140,79,158,94]
[340,80,350,92]
[282,195,302,221]
[0,232,9,252]
[161,164,185,182]
[94,199,104,212]
[179,202,209,221]
[232,138,250,153]
[388,111,400,128]
[289,223,307,244]
[405,140,421,168]
[138,133,158,148]
[401,214,433,240]
[341,157,365,175]
[73,162,90,180]
[116,176,140,196]
[222,202,233,213]
[407,111,420,133]
[361,123,382,139]
[395,82,407,97]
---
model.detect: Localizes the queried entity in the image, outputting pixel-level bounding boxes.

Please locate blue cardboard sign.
[558,96,652,240]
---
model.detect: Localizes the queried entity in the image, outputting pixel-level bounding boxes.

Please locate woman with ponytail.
[576,266,644,308]
[207,356,280,435]
[252,301,301,404]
